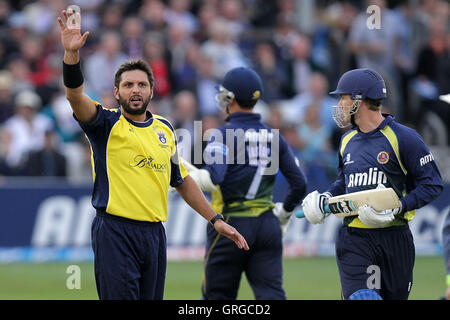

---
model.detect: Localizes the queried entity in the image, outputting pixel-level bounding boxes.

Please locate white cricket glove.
[273,202,293,236]
[357,204,400,228]
[188,169,217,192]
[301,191,332,224]
[357,184,401,228]
[181,158,217,192]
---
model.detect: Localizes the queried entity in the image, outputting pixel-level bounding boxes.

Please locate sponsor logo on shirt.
[129,155,167,172]
[419,153,434,166]
[343,153,354,165]
[347,167,387,188]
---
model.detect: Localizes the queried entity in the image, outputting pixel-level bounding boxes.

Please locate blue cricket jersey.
[203,112,307,217]
[327,114,443,228]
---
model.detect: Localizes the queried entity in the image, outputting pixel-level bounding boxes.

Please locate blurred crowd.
[0,0,448,185]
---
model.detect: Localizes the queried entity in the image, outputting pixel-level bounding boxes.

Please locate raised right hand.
[57,9,89,53]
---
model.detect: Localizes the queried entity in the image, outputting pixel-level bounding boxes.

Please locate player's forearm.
[176,176,217,221]
[283,173,307,212]
[64,50,80,65]
[400,182,443,213]
[62,54,97,123]
[326,174,345,197]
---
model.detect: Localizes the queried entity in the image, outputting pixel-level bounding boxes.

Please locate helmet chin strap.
[351,113,356,127]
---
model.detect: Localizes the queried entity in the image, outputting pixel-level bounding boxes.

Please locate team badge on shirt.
[377,151,389,164]
[157,131,167,144]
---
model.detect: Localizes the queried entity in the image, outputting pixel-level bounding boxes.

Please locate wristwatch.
[210,213,224,226]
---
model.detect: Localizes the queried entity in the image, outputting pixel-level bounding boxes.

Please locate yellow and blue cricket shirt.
[327,114,443,228]
[76,102,188,222]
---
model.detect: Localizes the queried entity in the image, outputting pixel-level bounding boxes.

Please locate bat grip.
[295,204,331,219]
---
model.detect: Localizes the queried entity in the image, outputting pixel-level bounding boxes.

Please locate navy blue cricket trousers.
[336,225,415,300]
[202,210,286,300]
[91,211,167,300]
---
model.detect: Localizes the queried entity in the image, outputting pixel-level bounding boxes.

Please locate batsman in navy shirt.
[302,69,443,300]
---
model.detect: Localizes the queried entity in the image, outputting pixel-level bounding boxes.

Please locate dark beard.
[118,94,151,115]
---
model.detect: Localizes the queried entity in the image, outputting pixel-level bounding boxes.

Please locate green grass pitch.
[0,257,446,300]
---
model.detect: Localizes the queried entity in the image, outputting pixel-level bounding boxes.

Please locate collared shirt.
[76,102,188,222]
[328,114,443,228]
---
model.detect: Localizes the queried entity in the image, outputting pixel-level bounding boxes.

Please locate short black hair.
[235,98,258,109]
[114,59,154,89]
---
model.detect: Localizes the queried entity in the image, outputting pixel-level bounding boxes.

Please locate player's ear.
[113,86,119,100]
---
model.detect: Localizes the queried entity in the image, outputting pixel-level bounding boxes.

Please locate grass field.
[0,257,446,300]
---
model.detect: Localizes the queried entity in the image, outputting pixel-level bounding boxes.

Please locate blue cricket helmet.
[330,68,387,101]
[221,67,263,101]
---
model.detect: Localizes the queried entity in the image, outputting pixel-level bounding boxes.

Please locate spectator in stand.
[166,21,194,82]
[284,72,337,129]
[3,90,53,171]
[3,12,29,59]
[98,1,124,33]
[201,18,248,79]
[139,0,167,33]
[412,18,450,143]
[296,103,336,189]
[253,41,290,103]
[122,16,145,59]
[164,0,198,35]
[20,35,55,104]
[172,42,201,92]
[348,0,403,116]
[288,33,313,96]
[0,0,10,28]
[0,70,14,123]
[414,19,449,102]
[24,130,67,177]
[143,33,172,100]
[172,90,198,162]
[22,0,66,35]
[219,0,249,38]
[194,2,218,43]
[195,53,220,117]
[173,90,198,130]
[0,128,21,176]
[84,31,129,97]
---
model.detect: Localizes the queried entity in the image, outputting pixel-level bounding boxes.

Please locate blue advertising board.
[0,179,448,262]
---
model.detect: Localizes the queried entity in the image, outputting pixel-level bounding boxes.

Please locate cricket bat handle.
[296,205,331,219]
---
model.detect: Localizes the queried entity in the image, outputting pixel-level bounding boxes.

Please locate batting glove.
[301,191,331,224]
[189,169,217,192]
[357,204,401,228]
[273,202,293,236]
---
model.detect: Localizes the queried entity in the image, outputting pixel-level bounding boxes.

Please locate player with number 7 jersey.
[194,67,307,300]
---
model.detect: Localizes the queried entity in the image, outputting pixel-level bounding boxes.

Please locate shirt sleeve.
[398,128,443,212]
[170,127,189,187]
[202,131,229,185]
[202,128,229,184]
[73,101,119,140]
[277,134,307,212]
[326,153,346,196]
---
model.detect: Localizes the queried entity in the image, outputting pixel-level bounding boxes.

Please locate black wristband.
[63,61,84,88]
[210,213,224,226]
